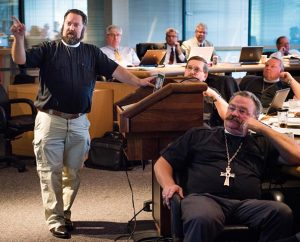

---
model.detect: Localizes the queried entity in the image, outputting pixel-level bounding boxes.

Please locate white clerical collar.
[61,39,80,48]
[263,77,280,83]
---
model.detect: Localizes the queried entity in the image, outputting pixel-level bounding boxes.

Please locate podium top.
[117,82,207,133]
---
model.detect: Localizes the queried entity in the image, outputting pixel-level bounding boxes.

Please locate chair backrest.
[0,85,11,118]
[206,74,239,102]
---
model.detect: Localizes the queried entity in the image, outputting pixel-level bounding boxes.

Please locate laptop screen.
[239,46,263,64]
[263,88,290,114]
[189,46,214,62]
[139,50,167,66]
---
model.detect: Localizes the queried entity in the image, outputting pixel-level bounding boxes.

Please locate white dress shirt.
[181,37,216,58]
[163,44,186,64]
[100,45,140,67]
[270,49,300,58]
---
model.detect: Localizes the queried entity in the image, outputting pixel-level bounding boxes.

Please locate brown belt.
[39,109,83,120]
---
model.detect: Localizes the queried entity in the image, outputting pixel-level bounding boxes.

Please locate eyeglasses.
[196,31,207,34]
[167,35,178,38]
[107,33,122,38]
[228,104,250,116]
[185,65,203,74]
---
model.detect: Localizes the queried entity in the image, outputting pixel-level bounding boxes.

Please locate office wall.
[86,0,105,47]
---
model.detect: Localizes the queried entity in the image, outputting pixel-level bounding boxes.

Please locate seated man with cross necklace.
[154,91,300,242]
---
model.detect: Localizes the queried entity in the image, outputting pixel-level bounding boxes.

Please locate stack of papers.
[283,56,300,65]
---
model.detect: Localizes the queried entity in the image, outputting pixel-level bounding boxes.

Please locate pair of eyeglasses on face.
[108,33,122,38]
[167,35,178,38]
[228,104,250,116]
[196,31,207,35]
[185,65,203,74]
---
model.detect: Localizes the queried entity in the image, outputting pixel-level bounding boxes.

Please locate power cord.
[113,168,136,242]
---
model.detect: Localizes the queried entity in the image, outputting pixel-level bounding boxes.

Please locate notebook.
[263,88,290,115]
[188,46,214,62]
[239,46,263,65]
[139,49,167,66]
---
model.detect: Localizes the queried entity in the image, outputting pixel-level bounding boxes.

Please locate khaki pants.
[34,111,90,230]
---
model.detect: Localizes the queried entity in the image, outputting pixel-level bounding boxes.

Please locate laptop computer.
[263,88,290,114]
[239,46,263,65]
[188,46,214,62]
[139,49,167,66]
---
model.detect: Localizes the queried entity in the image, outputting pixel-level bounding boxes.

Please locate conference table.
[127,62,300,78]
[260,102,300,179]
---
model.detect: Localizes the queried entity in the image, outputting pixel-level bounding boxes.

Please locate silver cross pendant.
[220,166,235,186]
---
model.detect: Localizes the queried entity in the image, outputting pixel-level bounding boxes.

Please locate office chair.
[169,170,285,242]
[135,42,166,60]
[0,84,37,172]
[206,73,239,102]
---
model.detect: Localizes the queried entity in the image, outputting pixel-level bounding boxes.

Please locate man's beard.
[61,29,84,45]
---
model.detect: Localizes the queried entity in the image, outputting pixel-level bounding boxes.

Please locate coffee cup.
[260,55,268,64]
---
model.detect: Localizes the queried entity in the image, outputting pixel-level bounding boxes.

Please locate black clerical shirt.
[25,40,118,114]
[161,126,279,200]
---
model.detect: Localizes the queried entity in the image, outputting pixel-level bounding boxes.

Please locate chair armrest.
[170,193,184,240]
[9,98,37,117]
[262,189,285,202]
[0,106,8,130]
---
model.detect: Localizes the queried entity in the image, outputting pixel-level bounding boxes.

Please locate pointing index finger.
[11,16,21,25]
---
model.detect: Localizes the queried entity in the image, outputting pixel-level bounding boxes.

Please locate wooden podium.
[116,82,207,236]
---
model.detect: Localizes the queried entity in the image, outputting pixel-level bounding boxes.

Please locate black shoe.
[65,218,74,231]
[50,225,71,239]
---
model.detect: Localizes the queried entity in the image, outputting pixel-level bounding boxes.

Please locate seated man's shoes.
[50,225,71,239]
[65,218,74,231]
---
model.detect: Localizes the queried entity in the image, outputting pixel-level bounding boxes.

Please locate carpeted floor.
[0,160,157,242]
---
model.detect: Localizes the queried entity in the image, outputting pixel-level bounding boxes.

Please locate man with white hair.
[181,22,216,59]
[163,27,186,64]
[101,25,140,67]
[239,56,300,108]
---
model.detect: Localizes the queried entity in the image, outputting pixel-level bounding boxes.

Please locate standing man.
[181,22,217,59]
[163,27,186,65]
[154,91,300,242]
[10,9,153,239]
[100,24,140,67]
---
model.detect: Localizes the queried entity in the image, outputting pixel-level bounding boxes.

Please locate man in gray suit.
[182,22,216,59]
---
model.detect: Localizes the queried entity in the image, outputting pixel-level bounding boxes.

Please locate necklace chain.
[262,81,276,93]
[221,133,244,186]
[224,134,243,167]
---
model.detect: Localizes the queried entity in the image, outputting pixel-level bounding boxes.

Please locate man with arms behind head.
[101,24,140,67]
[183,56,240,126]
[181,22,217,59]
[163,27,186,65]
[239,56,300,108]
[10,9,153,239]
[154,91,300,242]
